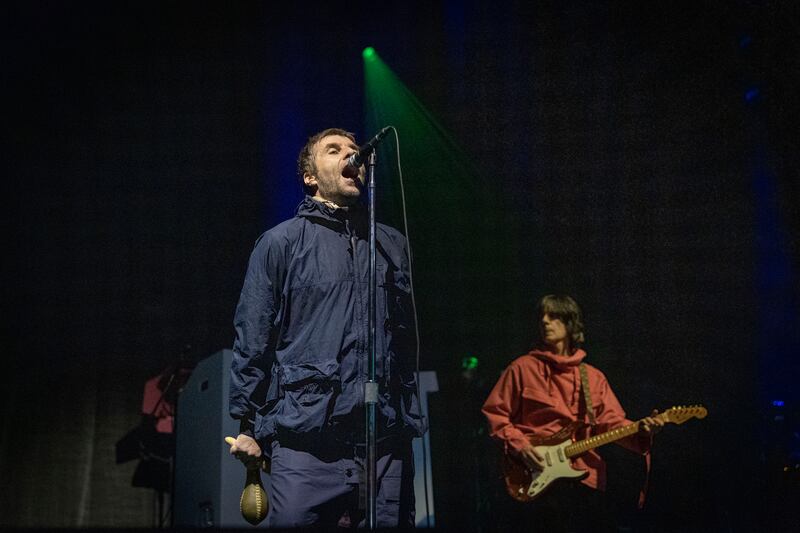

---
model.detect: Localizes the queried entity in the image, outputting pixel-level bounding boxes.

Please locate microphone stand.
[365,150,378,529]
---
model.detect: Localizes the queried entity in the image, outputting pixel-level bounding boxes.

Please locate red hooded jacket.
[482,348,650,491]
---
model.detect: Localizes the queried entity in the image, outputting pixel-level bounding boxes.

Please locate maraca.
[224,436,269,525]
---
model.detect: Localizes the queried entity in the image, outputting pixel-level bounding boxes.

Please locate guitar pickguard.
[504,438,587,502]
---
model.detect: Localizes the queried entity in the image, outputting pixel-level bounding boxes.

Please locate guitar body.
[503,422,587,502]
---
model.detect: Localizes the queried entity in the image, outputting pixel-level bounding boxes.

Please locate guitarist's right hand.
[519,444,546,471]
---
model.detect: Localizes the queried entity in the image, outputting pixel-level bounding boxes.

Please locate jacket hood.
[527,348,588,406]
[528,348,587,371]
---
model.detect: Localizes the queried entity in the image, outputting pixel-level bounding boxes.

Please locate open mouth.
[341,165,360,180]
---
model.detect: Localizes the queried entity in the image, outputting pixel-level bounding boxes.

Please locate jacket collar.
[528,348,587,370]
[295,195,366,233]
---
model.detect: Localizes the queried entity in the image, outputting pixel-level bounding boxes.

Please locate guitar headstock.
[662,405,707,424]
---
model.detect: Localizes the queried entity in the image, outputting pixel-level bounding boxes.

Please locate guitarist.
[482,294,663,531]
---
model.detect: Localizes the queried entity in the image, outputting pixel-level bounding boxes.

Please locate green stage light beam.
[362,48,482,223]
[362,49,525,369]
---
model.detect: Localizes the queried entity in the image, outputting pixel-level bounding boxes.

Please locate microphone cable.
[385,126,432,528]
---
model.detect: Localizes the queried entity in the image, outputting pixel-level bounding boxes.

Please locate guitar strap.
[579,362,652,508]
[578,363,596,426]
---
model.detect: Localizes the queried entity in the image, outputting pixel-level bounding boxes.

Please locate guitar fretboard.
[564,420,643,458]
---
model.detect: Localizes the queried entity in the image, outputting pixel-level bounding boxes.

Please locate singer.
[228,128,424,528]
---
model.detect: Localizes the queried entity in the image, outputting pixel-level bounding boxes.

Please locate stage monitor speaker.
[174,349,258,528]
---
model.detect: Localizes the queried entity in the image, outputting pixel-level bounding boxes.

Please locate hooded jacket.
[230,196,424,446]
[482,348,650,490]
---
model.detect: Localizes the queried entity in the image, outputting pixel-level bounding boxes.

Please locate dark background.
[3,1,799,530]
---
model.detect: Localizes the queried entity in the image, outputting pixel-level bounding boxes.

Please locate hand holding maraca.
[227,434,263,467]
[225,435,269,525]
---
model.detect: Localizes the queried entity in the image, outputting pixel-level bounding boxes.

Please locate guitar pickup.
[545,452,552,467]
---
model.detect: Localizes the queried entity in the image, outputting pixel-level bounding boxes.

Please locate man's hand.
[519,444,546,471]
[226,434,262,469]
[639,409,665,435]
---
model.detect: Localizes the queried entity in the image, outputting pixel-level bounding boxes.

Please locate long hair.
[536,294,585,349]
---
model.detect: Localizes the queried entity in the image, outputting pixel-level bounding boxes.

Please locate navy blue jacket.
[230,196,425,446]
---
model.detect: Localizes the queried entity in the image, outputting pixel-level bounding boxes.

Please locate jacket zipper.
[347,221,367,392]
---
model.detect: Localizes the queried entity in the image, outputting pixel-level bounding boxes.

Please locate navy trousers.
[267,438,415,528]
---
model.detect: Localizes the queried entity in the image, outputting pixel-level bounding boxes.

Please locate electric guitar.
[503,405,707,502]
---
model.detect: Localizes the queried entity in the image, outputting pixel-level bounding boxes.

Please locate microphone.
[345,126,392,171]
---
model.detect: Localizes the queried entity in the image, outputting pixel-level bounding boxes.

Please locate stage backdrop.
[3,1,798,531]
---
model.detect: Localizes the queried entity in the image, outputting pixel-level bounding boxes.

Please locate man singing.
[228,128,424,528]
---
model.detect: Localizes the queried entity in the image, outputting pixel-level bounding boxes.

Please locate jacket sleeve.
[482,364,531,453]
[229,232,285,428]
[594,376,651,455]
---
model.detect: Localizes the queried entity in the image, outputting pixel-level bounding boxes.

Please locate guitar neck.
[559,406,705,459]
[564,420,645,458]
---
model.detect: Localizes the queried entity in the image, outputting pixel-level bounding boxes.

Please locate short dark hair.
[296,128,357,194]
[536,294,585,348]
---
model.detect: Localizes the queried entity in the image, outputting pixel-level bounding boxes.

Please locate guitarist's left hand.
[639,409,665,435]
